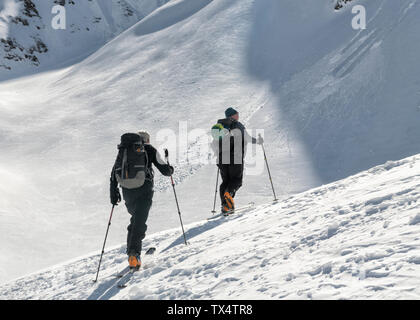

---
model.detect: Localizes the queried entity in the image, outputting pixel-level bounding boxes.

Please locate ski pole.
[164,149,188,245]
[259,134,278,202]
[211,167,220,214]
[93,205,115,283]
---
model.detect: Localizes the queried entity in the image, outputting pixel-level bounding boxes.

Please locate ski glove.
[257,136,264,145]
[110,187,121,206]
[169,166,174,176]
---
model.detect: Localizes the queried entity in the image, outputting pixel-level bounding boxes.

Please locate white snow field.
[0,154,419,300]
[0,0,419,296]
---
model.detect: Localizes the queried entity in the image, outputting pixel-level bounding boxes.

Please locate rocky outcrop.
[335,0,357,10]
[0,0,170,77]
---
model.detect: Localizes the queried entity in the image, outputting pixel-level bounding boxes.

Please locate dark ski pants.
[218,164,244,204]
[122,181,154,256]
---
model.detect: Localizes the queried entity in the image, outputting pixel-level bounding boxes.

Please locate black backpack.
[114,133,148,189]
[217,118,234,131]
[216,118,244,162]
[217,118,236,149]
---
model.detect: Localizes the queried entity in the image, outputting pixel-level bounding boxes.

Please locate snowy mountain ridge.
[0,153,418,299]
[0,0,170,79]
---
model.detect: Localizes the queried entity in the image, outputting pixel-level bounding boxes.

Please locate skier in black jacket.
[213,108,263,214]
[110,131,173,269]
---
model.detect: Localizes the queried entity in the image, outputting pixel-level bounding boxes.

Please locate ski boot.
[223,192,235,216]
[224,192,235,209]
[221,204,230,216]
[128,254,141,271]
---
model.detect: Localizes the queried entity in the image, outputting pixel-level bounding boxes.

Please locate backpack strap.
[122,148,128,179]
[144,147,153,182]
[217,118,234,131]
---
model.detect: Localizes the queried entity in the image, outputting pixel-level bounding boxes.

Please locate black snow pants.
[218,164,244,204]
[122,181,154,256]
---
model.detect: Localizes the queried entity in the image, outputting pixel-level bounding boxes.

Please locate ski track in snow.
[1,154,418,300]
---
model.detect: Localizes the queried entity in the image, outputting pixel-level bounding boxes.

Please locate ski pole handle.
[164,149,174,184]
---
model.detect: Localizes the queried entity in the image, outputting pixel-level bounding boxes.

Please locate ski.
[117,269,137,288]
[117,246,156,288]
[223,202,256,217]
[116,266,130,278]
[115,247,156,279]
[207,202,255,220]
[145,247,157,255]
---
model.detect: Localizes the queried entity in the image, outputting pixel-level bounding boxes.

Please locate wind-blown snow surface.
[0,0,419,286]
[0,154,419,300]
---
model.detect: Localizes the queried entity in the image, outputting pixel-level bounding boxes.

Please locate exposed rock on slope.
[0,0,170,78]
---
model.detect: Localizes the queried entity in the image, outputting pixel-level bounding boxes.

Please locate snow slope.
[0,154,418,300]
[0,0,171,79]
[0,0,419,286]
[245,0,420,182]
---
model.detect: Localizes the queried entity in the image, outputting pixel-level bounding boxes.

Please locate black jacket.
[214,118,257,165]
[110,144,173,191]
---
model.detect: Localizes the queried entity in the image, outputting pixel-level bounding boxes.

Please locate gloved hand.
[110,187,121,206]
[169,165,174,176]
[257,135,264,145]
